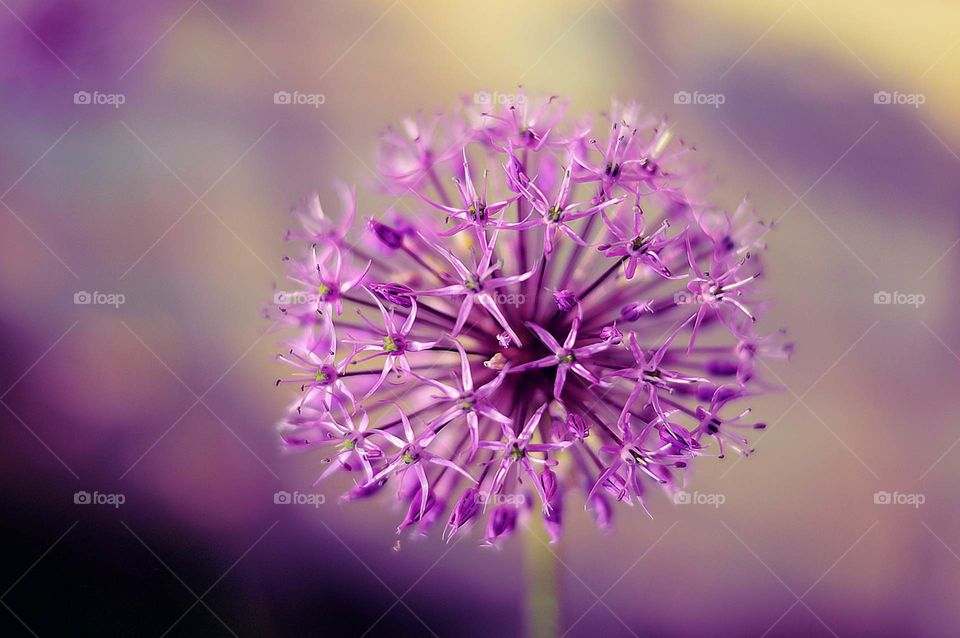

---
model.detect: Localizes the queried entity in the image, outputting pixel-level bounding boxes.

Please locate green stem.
[524,516,560,638]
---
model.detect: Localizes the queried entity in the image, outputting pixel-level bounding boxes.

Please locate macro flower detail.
[416,150,521,243]
[344,291,437,399]
[365,403,476,523]
[411,340,512,460]
[501,159,625,255]
[415,230,535,345]
[598,198,676,279]
[511,305,611,399]
[271,92,790,545]
[477,403,569,513]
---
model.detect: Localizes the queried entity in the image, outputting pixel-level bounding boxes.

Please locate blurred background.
[1,1,958,636]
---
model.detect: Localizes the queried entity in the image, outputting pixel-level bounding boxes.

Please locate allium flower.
[271,92,790,545]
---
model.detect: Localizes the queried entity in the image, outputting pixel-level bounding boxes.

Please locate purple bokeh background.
[2,1,958,636]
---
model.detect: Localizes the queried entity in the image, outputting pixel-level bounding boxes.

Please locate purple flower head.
[478,403,570,514]
[444,486,482,542]
[620,300,655,322]
[285,183,356,250]
[270,93,788,543]
[551,288,577,312]
[416,149,521,245]
[694,385,767,459]
[367,218,406,250]
[275,244,370,320]
[376,113,460,193]
[683,234,759,350]
[367,282,415,308]
[471,91,569,152]
[565,413,590,442]
[279,398,383,483]
[588,419,691,516]
[366,403,475,522]
[414,230,536,345]
[397,487,438,534]
[540,467,559,500]
[598,198,680,280]
[484,505,520,546]
[500,155,626,255]
[343,290,438,398]
[511,304,612,399]
[599,323,623,344]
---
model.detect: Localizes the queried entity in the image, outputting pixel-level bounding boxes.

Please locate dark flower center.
[468,203,486,221]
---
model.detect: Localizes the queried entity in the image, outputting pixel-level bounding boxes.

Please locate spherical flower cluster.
[270,93,790,544]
